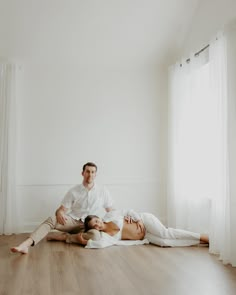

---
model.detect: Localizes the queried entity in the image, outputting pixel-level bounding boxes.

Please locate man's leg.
[30,215,84,245]
[10,215,82,254]
[47,229,101,245]
[10,237,34,254]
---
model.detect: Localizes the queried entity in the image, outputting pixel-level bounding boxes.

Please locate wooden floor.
[1,234,236,295]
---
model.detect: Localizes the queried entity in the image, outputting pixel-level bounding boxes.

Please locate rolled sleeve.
[103,187,113,209]
[61,190,74,209]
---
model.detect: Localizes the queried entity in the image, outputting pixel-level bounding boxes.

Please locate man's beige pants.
[30,215,84,245]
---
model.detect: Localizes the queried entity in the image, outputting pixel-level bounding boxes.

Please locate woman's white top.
[85,209,149,249]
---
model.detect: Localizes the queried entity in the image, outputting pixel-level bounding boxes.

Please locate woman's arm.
[122,209,145,233]
[122,209,141,222]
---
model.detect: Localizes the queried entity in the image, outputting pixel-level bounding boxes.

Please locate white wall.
[0,1,171,232]
[15,62,166,231]
[0,0,197,232]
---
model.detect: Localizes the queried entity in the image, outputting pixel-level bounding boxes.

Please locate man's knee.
[44,216,57,228]
[83,229,101,241]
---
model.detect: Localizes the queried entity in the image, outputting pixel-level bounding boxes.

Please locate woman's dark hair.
[84,215,99,232]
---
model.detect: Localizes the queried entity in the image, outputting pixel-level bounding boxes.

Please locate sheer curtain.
[207,33,230,263]
[168,51,212,234]
[0,61,18,234]
[225,22,236,267]
[208,28,236,266]
[168,28,236,266]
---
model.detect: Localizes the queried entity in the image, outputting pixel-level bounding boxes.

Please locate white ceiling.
[0,0,200,67]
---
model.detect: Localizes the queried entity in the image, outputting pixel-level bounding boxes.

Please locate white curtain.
[168,50,212,234]
[213,22,236,266]
[168,27,236,266]
[225,22,236,267]
[207,33,230,263]
[0,61,18,234]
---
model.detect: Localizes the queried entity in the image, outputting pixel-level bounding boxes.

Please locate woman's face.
[89,217,104,230]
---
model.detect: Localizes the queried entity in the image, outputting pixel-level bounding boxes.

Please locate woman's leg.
[200,234,209,243]
[141,213,202,247]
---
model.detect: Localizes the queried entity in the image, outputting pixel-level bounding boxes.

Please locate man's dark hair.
[82,162,97,172]
[84,215,99,232]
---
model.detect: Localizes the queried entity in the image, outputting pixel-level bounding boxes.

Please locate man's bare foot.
[10,238,33,254]
[47,232,68,242]
[10,245,29,254]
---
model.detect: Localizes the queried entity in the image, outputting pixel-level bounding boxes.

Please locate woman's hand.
[136,220,145,233]
[124,216,134,223]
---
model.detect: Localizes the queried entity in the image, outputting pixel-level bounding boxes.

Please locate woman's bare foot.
[47,232,68,242]
[200,234,209,244]
[10,238,33,254]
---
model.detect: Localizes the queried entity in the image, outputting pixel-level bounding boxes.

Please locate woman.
[47,209,209,248]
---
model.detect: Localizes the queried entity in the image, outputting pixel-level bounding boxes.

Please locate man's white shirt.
[61,183,113,221]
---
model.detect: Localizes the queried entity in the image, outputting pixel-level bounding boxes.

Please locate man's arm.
[102,186,113,213]
[55,205,68,225]
[57,189,74,224]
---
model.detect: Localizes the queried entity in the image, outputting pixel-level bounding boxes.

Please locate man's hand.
[56,209,68,225]
[77,233,88,246]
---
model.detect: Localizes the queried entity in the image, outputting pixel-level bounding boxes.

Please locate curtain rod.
[181,44,210,66]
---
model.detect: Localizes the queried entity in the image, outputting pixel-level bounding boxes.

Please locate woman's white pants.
[141,213,200,247]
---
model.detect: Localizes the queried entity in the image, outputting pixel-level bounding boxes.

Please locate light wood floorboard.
[1,233,236,295]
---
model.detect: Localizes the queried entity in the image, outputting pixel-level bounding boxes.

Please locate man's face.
[82,166,97,184]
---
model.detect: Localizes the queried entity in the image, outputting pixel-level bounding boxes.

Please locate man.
[11,162,113,254]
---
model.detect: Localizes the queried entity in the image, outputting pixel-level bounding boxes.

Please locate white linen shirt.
[61,184,113,221]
